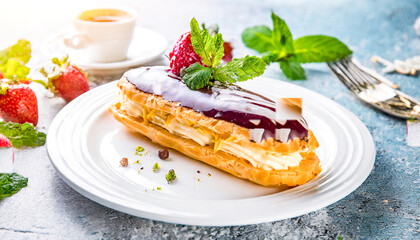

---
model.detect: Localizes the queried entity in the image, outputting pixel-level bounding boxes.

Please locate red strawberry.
[0,84,38,126]
[0,70,3,79]
[53,65,89,102]
[42,57,89,102]
[169,32,202,76]
[222,42,233,62]
[0,133,12,147]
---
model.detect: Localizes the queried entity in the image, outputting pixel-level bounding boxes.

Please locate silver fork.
[327,57,420,120]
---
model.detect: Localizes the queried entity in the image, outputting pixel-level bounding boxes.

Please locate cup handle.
[63,32,90,49]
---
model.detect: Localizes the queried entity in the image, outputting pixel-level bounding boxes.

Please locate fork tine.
[331,61,364,92]
[334,60,369,90]
[345,58,378,87]
[327,62,361,93]
[328,58,420,120]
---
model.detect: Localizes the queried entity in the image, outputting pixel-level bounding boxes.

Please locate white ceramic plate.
[47,78,375,226]
[41,27,167,72]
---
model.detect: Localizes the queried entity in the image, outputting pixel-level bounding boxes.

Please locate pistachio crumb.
[152,162,160,172]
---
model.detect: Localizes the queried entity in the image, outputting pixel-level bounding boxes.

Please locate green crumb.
[166,169,176,183]
[337,236,343,240]
[135,146,145,155]
[197,178,200,182]
[152,162,160,172]
[157,187,162,190]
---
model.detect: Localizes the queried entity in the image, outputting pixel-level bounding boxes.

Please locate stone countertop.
[0,0,419,239]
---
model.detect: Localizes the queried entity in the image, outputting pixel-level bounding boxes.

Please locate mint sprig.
[0,173,28,200]
[242,12,352,80]
[0,121,46,148]
[181,18,267,90]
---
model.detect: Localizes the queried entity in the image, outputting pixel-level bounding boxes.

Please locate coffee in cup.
[63,8,137,63]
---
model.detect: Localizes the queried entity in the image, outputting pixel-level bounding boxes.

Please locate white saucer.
[41,27,167,76]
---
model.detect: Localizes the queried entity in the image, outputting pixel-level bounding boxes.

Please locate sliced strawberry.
[0,70,3,79]
[169,32,202,76]
[0,133,12,147]
[0,84,38,126]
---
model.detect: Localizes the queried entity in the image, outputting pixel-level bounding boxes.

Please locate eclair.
[110,67,321,187]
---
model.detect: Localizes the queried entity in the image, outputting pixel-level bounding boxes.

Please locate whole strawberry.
[0,133,12,147]
[0,84,38,126]
[169,32,202,76]
[41,57,89,102]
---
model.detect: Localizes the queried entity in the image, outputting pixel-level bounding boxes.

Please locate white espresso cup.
[63,8,137,63]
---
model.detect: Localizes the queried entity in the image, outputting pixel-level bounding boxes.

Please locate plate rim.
[47,78,375,226]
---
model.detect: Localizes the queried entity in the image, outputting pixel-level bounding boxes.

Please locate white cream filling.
[219,141,301,170]
[119,95,302,170]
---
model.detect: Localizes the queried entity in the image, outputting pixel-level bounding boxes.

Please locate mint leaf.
[279,57,306,80]
[190,18,224,67]
[294,35,352,63]
[0,173,28,200]
[1,59,30,80]
[214,56,266,83]
[271,12,294,53]
[211,33,225,66]
[0,39,31,66]
[261,51,294,64]
[181,63,213,90]
[0,39,31,80]
[241,13,352,80]
[241,25,274,54]
[0,122,46,148]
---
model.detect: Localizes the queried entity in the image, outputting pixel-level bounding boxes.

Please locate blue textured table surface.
[0,0,419,239]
